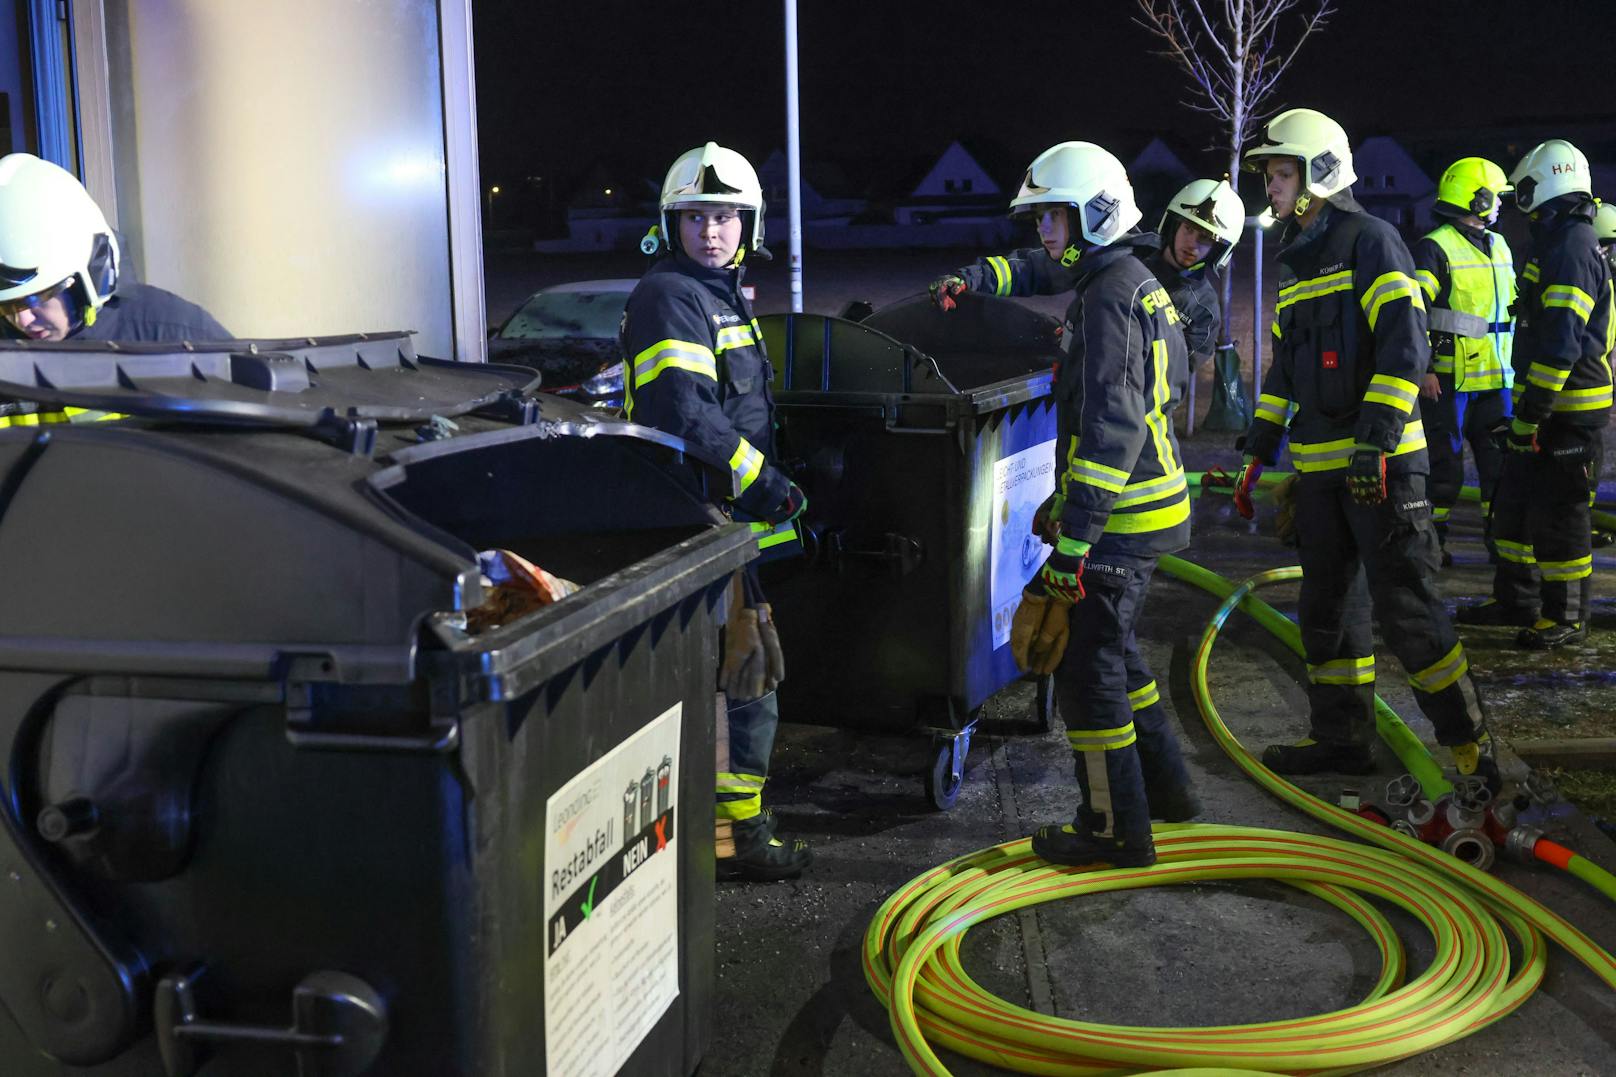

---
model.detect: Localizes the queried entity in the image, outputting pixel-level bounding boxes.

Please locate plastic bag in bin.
[464,549,580,633]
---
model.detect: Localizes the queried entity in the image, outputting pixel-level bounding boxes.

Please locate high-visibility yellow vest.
[1423,223,1515,391]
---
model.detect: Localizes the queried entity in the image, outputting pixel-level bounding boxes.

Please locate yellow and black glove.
[1010,589,1073,675]
[1346,446,1387,505]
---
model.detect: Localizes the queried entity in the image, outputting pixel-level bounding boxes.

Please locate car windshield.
[500,288,630,341]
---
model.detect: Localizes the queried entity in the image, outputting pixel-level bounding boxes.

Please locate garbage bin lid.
[0,332,538,428]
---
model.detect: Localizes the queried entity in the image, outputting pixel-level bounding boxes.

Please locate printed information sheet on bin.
[544,702,681,1077]
[990,439,1058,648]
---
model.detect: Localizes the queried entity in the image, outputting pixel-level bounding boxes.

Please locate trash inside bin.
[0,333,751,1077]
[757,293,1062,809]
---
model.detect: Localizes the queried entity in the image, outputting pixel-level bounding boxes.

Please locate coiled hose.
[864,558,1616,1075]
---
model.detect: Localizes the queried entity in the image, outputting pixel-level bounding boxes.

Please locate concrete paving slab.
[710,483,1616,1077]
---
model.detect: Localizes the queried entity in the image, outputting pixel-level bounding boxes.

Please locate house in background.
[1351,136,1436,235]
[535,159,657,253]
[1127,135,1199,225]
[756,148,867,245]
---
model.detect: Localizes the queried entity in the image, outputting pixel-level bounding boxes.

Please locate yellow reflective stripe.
[750,519,798,550]
[0,407,124,427]
[1415,269,1439,301]
[715,770,766,820]
[1271,319,1282,341]
[1112,468,1187,509]
[1430,354,1456,374]
[987,256,1012,297]
[1308,656,1375,686]
[1526,362,1570,391]
[1494,540,1535,565]
[1067,454,1130,493]
[1364,374,1419,415]
[1553,384,1614,411]
[715,797,762,820]
[1542,284,1595,322]
[633,338,718,387]
[1128,681,1160,710]
[1409,642,1469,694]
[1146,338,1178,476]
[1255,393,1294,426]
[1431,506,1451,522]
[728,437,765,494]
[1103,489,1190,534]
[1539,555,1593,582]
[715,324,759,353]
[1276,270,1353,313]
[1291,421,1425,472]
[1521,263,1540,284]
[1360,271,1424,331]
[1067,723,1138,751]
[716,771,766,792]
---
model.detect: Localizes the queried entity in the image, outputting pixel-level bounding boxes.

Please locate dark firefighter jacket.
[1512,204,1614,428]
[1145,249,1220,368]
[1244,198,1432,478]
[954,234,1190,557]
[618,251,789,515]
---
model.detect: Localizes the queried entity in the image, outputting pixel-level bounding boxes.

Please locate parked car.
[488,279,634,405]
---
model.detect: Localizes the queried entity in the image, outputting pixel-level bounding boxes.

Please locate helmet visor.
[0,277,73,323]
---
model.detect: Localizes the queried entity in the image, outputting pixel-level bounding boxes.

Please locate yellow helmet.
[1435,157,1510,221]
[1594,201,1616,245]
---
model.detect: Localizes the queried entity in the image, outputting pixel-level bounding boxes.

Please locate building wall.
[100,0,458,352]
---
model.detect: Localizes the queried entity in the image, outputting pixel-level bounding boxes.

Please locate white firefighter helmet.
[1243,108,1357,210]
[1508,139,1590,212]
[656,141,765,257]
[1159,177,1245,270]
[0,152,120,321]
[1008,141,1142,256]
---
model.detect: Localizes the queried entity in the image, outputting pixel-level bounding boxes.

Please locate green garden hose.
[864,560,1616,1075]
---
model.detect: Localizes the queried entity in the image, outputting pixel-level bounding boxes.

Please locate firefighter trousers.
[1490,424,1602,624]
[1293,473,1486,749]
[1054,552,1185,844]
[1424,380,1508,535]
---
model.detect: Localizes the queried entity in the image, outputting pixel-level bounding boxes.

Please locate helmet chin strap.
[1293,191,1313,218]
[1060,243,1082,267]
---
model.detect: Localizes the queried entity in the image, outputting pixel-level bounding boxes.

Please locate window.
[1385,175,1396,189]
[960,178,973,193]
[944,178,957,193]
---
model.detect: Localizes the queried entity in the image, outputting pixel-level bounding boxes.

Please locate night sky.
[473,0,1613,195]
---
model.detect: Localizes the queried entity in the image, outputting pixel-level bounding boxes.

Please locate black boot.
[1031,822,1156,868]
[1261,739,1375,776]
[1145,779,1202,822]
[716,818,811,882]
[1456,600,1538,627]
[1516,619,1586,650]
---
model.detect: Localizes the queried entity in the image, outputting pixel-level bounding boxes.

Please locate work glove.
[774,482,808,524]
[1031,493,1064,545]
[1272,473,1302,547]
[1037,536,1090,603]
[1346,446,1388,505]
[1233,457,1262,520]
[1504,418,1540,454]
[928,274,967,313]
[757,602,785,691]
[1009,588,1072,675]
[719,581,768,700]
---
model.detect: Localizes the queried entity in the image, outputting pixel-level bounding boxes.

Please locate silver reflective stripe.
[1427,307,1489,337]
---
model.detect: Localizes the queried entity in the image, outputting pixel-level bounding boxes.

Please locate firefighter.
[1233,109,1494,785]
[1148,177,1244,379]
[0,153,228,346]
[1412,158,1517,565]
[1456,140,1613,648]
[1596,200,1616,271]
[932,141,1196,867]
[618,142,811,881]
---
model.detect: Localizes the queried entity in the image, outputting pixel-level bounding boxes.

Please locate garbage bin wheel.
[925,741,965,811]
[1035,674,1058,732]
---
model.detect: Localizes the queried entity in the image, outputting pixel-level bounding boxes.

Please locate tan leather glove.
[1009,589,1073,675]
[757,602,785,691]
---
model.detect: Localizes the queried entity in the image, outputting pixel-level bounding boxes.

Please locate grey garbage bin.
[757,293,1062,809]
[0,333,751,1077]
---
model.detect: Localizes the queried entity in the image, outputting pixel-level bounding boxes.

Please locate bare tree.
[1136,0,1334,346]
[1136,0,1334,187]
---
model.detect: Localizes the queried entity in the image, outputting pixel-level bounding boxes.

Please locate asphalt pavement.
[707,468,1616,1077]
